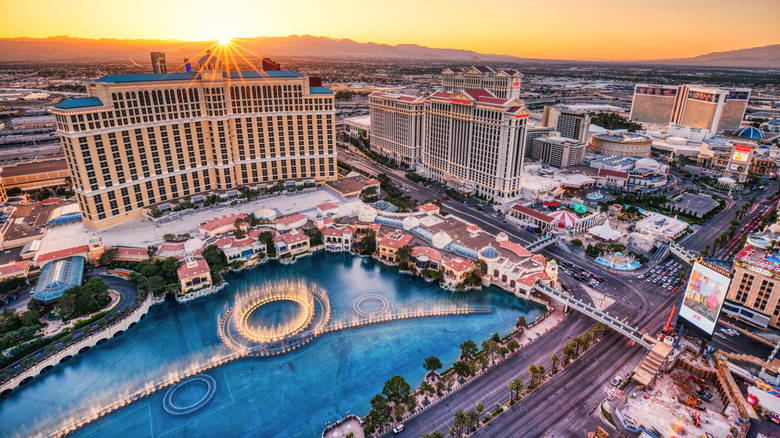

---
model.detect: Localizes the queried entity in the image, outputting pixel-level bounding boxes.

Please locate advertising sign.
[732,144,752,163]
[679,261,732,338]
[688,90,717,103]
[636,86,677,97]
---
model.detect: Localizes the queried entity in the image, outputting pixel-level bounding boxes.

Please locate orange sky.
[3,0,779,60]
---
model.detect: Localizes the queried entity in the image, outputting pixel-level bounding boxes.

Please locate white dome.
[358,206,377,222]
[402,215,420,230]
[184,238,204,253]
[432,231,452,249]
[256,208,277,220]
[634,158,660,170]
[495,232,509,242]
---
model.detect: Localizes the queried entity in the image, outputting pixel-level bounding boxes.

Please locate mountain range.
[0,35,778,68]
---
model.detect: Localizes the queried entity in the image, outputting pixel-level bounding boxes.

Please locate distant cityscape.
[0,39,779,438]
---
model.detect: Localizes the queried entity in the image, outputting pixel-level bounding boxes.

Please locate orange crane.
[662,305,677,334]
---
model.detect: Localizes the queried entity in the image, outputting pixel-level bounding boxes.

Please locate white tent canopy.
[588,222,622,241]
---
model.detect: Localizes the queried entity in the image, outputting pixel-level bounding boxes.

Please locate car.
[638,274,645,279]
[667,285,674,290]
[696,391,714,402]
[646,278,653,282]
[611,375,623,386]
[393,424,405,434]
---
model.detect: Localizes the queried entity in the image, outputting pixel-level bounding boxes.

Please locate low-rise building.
[198,214,247,238]
[273,229,310,257]
[629,212,688,252]
[275,213,308,231]
[442,257,474,286]
[176,258,212,294]
[508,204,557,231]
[320,226,353,252]
[377,229,413,263]
[0,260,30,282]
[213,236,266,265]
[324,175,381,198]
[589,131,653,157]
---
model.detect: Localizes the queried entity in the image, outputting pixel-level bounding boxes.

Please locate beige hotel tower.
[52,56,336,230]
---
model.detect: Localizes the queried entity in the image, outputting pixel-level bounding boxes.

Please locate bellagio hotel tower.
[52,56,336,230]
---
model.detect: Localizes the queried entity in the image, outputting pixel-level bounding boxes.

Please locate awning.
[158,203,171,211]
[191,195,205,202]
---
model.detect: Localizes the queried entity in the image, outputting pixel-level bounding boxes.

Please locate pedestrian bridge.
[668,242,699,265]
[526,235,558,252]
[534,282,654,349]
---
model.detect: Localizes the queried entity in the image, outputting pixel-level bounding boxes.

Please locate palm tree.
[583,332,593,349]
[551,353,559,372]
[537,365,546,385]
[528,364,539,388]
[454,409,467,438]
[467,411,480,432]
[475,402,484,421]
[509,378,525,400]
[562,342,575,365]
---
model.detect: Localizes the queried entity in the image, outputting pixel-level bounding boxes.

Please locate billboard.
[679,261,732,338]
[731,144,753,163]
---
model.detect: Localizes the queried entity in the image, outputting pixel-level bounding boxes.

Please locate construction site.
[611,344,755,438]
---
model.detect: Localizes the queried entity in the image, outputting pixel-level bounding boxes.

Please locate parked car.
[696,391,714,402]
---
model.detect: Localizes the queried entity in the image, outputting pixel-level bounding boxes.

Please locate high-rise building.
[52,67,336,230]
[368,92,424,167]
[420,89,529,202]
[725,243,780,329]
[441,66,523,100]
[542,105,591,143]
[525,124,555,158]
[530,134,586,168]
[150,52,167,74]
[719,89,751,131]
[630,84,750,133]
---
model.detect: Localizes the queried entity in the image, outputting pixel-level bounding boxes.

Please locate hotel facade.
[368,92,424,168]
[52,67,336,230]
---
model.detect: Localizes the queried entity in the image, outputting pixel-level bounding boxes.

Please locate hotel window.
[754,279,774,311]
[735,273,754,303]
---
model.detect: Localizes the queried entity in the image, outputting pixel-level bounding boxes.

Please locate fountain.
[595,251,642,271]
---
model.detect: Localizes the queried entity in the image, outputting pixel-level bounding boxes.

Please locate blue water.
[0,253,544,438]
[595,257,642,271]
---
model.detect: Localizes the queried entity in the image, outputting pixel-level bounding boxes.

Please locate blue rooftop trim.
[95,70,302,83]
[227,71,301,79]
[54,97,104,109]
[309,87,334,94]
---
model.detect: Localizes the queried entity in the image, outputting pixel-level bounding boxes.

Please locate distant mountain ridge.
[0,35,778,68]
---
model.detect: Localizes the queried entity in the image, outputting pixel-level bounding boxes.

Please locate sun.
[216,36,233,45]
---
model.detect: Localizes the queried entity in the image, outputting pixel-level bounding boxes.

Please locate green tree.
[146,245,158,261]
[551,353,559,372]
[571,238,583,248]
[466,410,479,432]
[382,375,411,404]
[460,340,478,358]
[369,394,392,433]
[304,227,323,246]
[422,432,444,438]
[454,409,467,438]
[98,248,118,266]
[258,231,276,257]
[516,316,528,328]
[476,402,484,421]
[159,257,182,282]
[453,361,471,378]
[146,276,167,296]
[508,378,524,400]
[396,244,413,269]
[359,233,377,256]
[507,339,520,353]
[423,356,443,374]
[528,364,539,388]
[537,365,546,384]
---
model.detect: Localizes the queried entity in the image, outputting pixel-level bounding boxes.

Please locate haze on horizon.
[3,0,779,61]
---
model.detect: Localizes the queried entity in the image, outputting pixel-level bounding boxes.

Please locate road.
[338,150,779,436]
[2,276,138,377]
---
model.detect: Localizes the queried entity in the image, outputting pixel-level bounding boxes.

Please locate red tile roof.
[532,254,547,264]
[443,257,473,272]
[378,233,413,249]
[411,246,442,262]
[116,247,147,257]
[158,243,185,253]
[214,237,234,247]
[247,229,272,239]
[276,213,307,226]
[598,169,629,179]
[499,241,532,257]
[177,258,210,279]
[231,238,255,248]
[317,203,339,211]
[274,229,310,245]
[510,204,556,224]
[0,260,29,277]
[419,203,440,212]
[518,272,550,286]
[321,227,351,237]
[472,66,495,74]
[200,214,247,232]
[35,245,90,264]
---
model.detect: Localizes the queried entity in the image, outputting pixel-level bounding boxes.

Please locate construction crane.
[662,305,677,334]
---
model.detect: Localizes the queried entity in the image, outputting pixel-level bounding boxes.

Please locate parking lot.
[640,260,686,291]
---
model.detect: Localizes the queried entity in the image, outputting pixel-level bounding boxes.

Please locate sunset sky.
[3,0,779,60]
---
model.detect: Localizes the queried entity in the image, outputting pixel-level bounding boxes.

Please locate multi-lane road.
[340,148,779,436]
